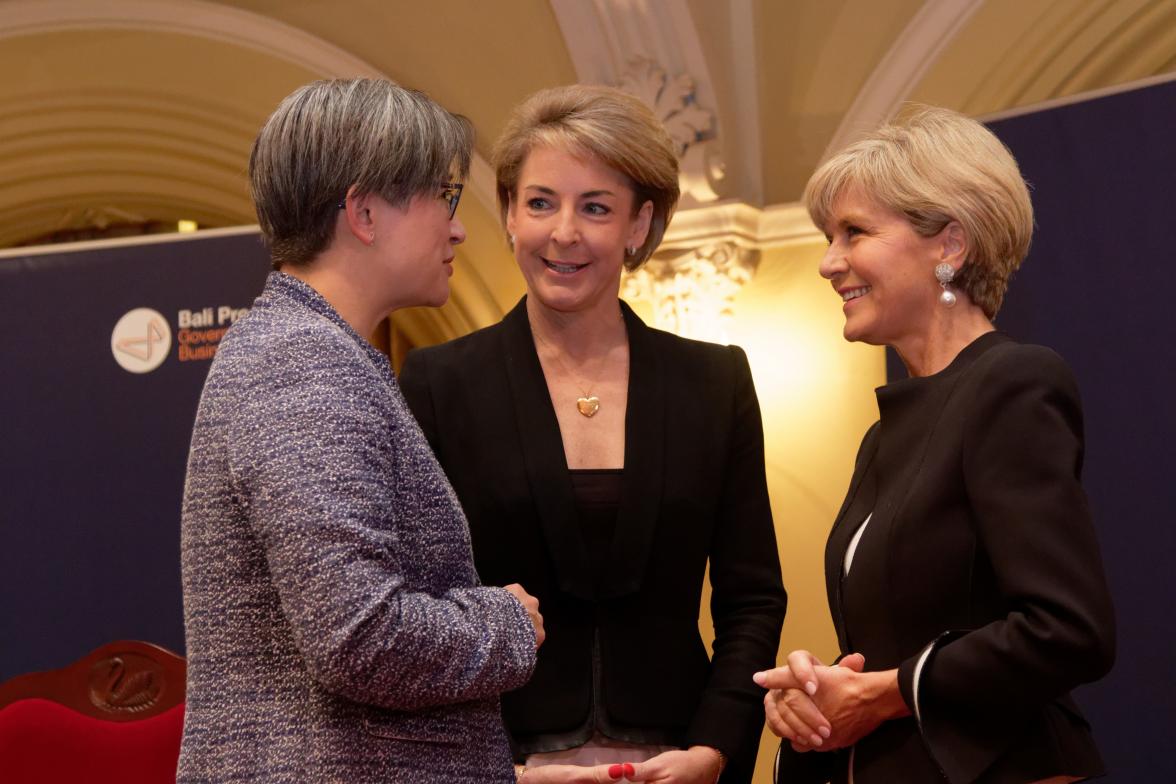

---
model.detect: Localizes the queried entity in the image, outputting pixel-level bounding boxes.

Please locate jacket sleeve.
[897,345,1115,779]
[226,325,536,711]
[684,345,789,762]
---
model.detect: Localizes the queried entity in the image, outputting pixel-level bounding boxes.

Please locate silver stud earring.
[625,246,637,257]
[508,234,515,248]
[935,263,957,307]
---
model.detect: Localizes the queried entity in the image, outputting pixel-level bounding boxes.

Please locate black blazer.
[777,332,1115,784]
[400,298,786,780]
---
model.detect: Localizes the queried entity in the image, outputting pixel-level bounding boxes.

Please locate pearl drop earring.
[935,263,957,307]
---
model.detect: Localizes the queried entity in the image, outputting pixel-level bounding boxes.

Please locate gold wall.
[680,237,885,782]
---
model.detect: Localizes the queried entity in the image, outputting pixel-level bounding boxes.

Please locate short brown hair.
[804,105,1033,318]
[492,85,679,270]
[249,78,473,269]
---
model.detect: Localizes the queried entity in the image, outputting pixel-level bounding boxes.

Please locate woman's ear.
[505,196,517,238]
[342,186,377,246]
[628,200,654,250]
[941,221,967,269]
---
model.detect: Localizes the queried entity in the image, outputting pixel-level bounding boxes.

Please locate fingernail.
[819,726,831,738]
[623,763,635,777]
[805,681,817,695]
[810,734,823,747]
[753,671,766,685]
[608,764,624,779]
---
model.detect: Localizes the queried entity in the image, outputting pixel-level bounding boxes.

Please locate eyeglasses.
[438,182,463,220]
[337,182,463,220]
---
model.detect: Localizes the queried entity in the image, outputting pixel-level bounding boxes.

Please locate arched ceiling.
[1,0,1172,341]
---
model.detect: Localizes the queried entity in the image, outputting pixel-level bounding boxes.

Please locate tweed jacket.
[178,272,537,783]
[776,333,1115,784]
[399,298,786,782]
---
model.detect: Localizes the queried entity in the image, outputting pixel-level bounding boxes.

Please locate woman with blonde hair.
[755,106,1115,784]
[400,85,786,783]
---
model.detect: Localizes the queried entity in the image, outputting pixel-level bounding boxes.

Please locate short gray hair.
[804,105,1033,318]
[249,78,473,269]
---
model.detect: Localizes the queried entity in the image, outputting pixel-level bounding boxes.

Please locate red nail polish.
[608,764,624,779]
[623,763,636,777]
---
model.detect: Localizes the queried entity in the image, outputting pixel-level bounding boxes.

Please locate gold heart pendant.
[576,396,600,417]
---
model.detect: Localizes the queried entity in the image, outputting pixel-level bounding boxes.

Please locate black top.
[570,469,622,586]
[399,298,787,782]
[778,332,1115,784]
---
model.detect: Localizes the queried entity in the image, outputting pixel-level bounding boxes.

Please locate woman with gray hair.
[178,78,543,783]
[755,106,1115,784]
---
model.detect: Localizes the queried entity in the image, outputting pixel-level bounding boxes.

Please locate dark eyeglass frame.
[337,182,463,220]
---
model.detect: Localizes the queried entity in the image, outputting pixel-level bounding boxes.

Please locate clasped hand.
[754,650,905,753]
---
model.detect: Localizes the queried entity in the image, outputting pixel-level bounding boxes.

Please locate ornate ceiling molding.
[660,201,821,253]
[0,0,499,215]
[623,200,822,342]
[820,0,984,160]
[548,0,728,206]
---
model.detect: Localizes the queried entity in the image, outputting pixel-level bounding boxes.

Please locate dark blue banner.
[0,228,270,680]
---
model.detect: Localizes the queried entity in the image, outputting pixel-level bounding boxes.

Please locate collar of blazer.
[822,331,1013,647]
[500,297,666,600]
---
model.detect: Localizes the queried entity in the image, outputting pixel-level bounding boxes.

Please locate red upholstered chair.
[0,640,185,784]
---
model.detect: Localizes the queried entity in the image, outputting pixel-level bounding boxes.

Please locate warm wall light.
[177,220,198,233]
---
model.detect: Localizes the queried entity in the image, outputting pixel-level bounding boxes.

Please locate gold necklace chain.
[532,329,607,418]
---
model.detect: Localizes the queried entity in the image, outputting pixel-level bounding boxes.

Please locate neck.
[893,301,994,377]
[526,294,628,362]
[283,250,387,340]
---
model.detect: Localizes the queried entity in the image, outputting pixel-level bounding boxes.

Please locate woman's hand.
[504,583,545,647]
[757,652,910,752]
[625,746,723,783]
[755,650,843,750]
[519,763,634,783]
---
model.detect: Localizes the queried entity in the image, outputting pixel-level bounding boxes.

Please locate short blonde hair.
[804,105,1033,318]
[250,78,473,269]
[492,85,680,270]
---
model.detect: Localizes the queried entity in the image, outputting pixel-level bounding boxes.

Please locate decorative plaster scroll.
[549,0,726,204]
[617,58,722,202]
[821,0,983,160]
[622,241,758,343]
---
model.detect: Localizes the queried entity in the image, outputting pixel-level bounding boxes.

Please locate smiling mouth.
[841,286,871,302]
[543,257,587,274]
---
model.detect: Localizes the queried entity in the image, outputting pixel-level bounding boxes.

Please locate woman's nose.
[550,208,579,245]
[818,244,846,280]
[450,216,466,245]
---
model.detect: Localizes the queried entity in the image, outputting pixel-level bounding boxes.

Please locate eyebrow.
[522,184,617,199]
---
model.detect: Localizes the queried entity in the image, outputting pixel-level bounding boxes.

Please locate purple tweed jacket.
[178,272,536,782]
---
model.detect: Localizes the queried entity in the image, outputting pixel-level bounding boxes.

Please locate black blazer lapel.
[501,299,596,600]
[601,302,666,599]
[825,423,880,652]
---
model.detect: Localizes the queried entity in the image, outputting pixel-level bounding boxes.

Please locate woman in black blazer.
[399,85,786,783]
[755,107,1115,784]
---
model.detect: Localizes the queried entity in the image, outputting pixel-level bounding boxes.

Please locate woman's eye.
[583,202,610,216]
[526,197,551,210]
[846,225,863,238]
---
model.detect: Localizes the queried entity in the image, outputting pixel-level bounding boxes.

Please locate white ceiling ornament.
[617,58,723,204]
[548,0,728,206]
[622,241,757,344]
